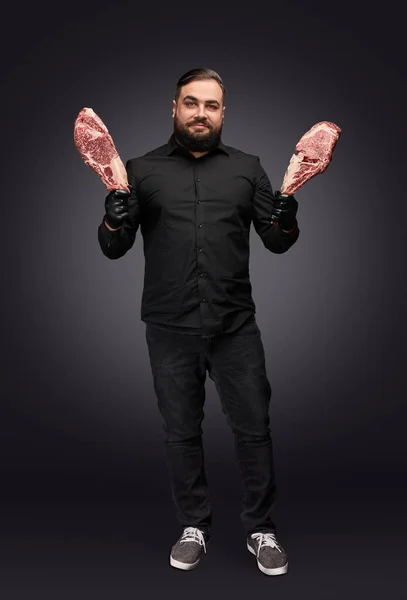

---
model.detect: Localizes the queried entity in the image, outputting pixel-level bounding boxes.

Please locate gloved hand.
[271,190,298,231]
[104,188,131,229]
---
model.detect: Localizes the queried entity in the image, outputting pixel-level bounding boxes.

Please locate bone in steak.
[280,121,341,195]
[74,107,130,193]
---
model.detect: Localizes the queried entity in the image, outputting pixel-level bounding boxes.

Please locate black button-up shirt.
[98,133,300,337]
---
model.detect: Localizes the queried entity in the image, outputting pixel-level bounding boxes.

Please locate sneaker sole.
[247,543,288,576]
[170,555,201,570]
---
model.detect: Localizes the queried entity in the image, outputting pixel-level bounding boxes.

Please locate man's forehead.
[181,81,223,102]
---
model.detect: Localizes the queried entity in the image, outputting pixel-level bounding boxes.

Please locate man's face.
[172,79,225,153]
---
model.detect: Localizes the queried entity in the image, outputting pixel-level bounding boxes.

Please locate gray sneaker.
[247,531,288,576]
[170,527,208,570]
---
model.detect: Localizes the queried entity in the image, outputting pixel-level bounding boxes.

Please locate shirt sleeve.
[251,156,300,254]
[97,159,142,259]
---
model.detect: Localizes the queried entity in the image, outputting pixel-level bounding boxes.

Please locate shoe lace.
[180,527,207,553]
[250,532,282,557]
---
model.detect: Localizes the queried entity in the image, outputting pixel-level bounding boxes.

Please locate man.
[98,68,300,576]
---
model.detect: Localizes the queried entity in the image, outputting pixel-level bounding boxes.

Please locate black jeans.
[145,314,278,541]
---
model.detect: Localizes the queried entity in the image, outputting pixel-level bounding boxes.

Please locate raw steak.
[74,107,130,193]
[280,121,341,195]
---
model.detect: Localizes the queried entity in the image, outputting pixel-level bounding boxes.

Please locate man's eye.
[185,102,218,109]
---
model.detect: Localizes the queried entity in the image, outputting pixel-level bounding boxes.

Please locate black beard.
[173,116,223,153]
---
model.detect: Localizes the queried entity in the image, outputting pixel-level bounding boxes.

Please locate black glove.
[271,190,298,231]
[104,189,131,229]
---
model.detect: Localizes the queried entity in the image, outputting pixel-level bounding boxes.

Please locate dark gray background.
[2,0,406,598]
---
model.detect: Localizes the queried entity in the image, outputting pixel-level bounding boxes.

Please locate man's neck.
[189,150,209,158]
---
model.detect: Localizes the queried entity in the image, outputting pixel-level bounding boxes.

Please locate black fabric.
[98,134,300,338]
[145,314,278,538]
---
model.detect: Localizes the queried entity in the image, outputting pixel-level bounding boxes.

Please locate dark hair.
[175,68,226,103]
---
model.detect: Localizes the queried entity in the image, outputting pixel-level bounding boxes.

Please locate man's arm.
[251,157,300,254]
[98,160,142,259]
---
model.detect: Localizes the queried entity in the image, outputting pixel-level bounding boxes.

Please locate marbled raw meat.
[74,107,130,193]
[280,121,341,195]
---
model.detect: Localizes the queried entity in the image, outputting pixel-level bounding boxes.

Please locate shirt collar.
[166,133,229,156]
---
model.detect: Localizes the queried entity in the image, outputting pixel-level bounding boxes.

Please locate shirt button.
[201,298,206,302]
[198,224,203,227]
[199,248,203,252]
[199,273,204,277]
[197,178,200,182]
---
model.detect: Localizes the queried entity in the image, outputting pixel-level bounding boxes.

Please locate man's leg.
[145,325,212,540]
[206,315,277,537]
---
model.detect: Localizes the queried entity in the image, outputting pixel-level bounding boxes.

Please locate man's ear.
[172,100,177,118]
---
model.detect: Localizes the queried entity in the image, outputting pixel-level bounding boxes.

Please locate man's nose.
[196,104,208,118]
